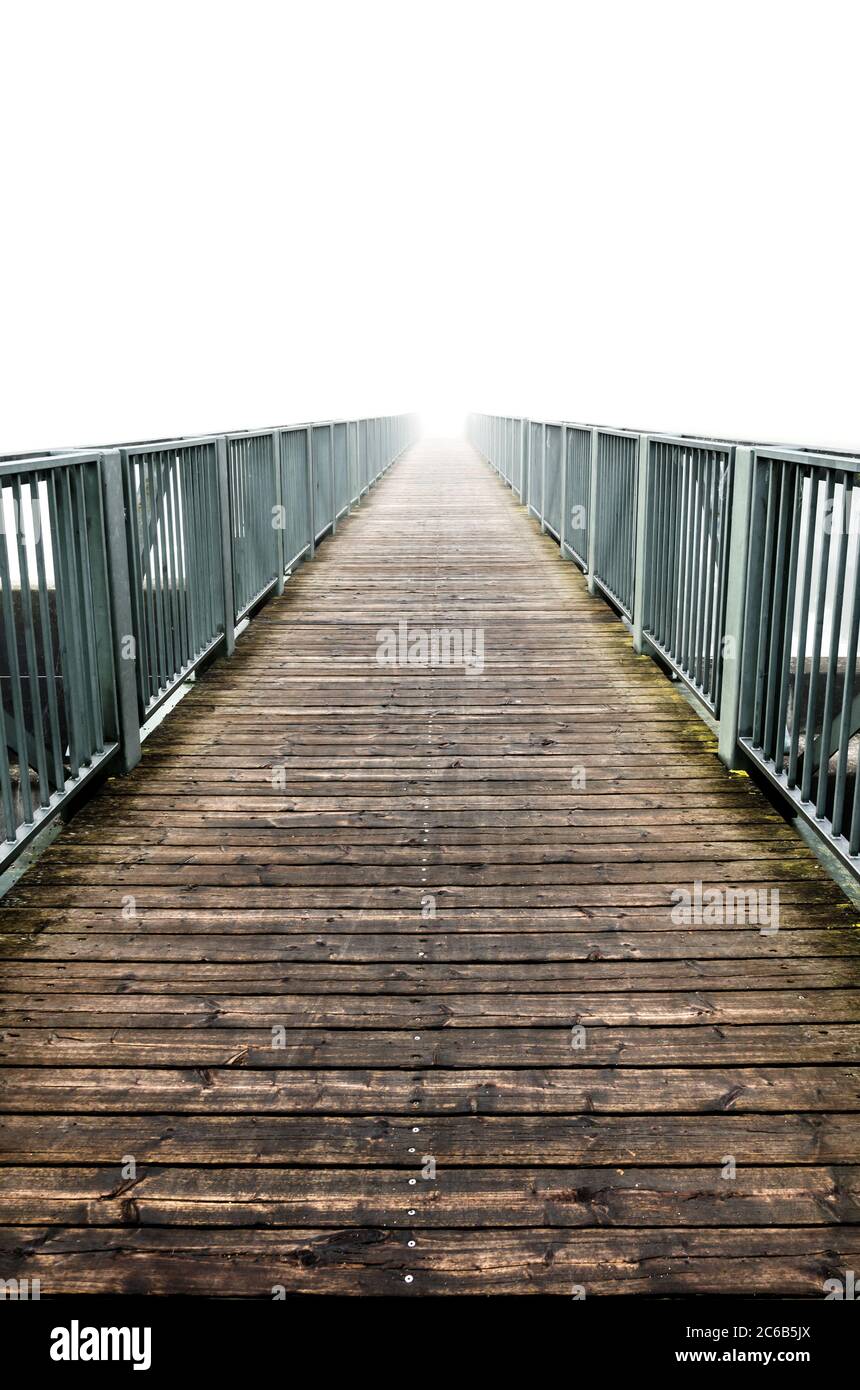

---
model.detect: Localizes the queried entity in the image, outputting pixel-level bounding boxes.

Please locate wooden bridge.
[1,438,859,1295]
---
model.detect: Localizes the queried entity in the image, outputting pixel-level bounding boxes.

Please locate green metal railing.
[526,421,542,518]
[592,428,639,618]
[470,410,860,880]
[0,412,416,867]
[122,438,224,718]
[226,430,282,621]
[560,425,591,568]
[280,427,314,571]
[738,448,860,861]
[312,424,334,543]
[0,452,120,856]
[543,423,563,540]
[643,437,733,713]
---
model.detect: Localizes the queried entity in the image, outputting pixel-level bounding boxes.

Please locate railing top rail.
[474,411,860,461]
[122,435,218,456]
[752,444,860,472]
[521,417,570,430]
[225,427,279,444]
[0,450,102,477]
[0,413,413,467]
[595,424,640,441]
[648,433,735,453]
[131,414,404,449]
[514,417,590,433]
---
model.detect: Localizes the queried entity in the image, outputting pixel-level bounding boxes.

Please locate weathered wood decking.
[1,439,859,1295]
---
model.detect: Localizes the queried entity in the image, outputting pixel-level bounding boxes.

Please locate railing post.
[559,424,568,556]
[718,446,754,767]
[586,428,599,595]
[306,426,315,558]
[518,419,527,502]
[98,450,141,772]
[632,433,651,654]
[216,436,236,657]
[347,421,356,511]
[272,428,285,595]
[540,423,547,532]
[330,423,337,534]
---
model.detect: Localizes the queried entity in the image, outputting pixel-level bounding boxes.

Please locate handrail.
[469,411,860,881]
[0,412,417,867]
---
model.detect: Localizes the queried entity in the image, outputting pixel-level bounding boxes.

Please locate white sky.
[1,0,858,453]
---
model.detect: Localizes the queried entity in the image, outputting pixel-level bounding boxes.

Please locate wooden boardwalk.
[1,438,859,1295]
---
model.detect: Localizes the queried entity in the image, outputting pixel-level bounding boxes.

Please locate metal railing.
[469,410,860,880]
[312,424,334,543]
[0,453,120,856]
[643,436,734,712]
[561,425,591,567]
[0,412,416,867]
[543,423,563,540]
[226,430,281,622]
[738,448,860,862]
[280,427,314,572]
[122,437,224,718]
[592,428,639,618]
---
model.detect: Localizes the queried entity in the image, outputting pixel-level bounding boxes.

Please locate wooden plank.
[31,837,812,863]
[4,904,850,934]
[20,859,833,886]
[1,1065,857,1113]
[2,1113,858,1164]
[2,1024,858,1067]
[2,927,856,963]
[2,884,843,909]
[2,960,857,992]
[2,1166,857,1228]
[1,1226,859,1296]
[2,988,857,1027]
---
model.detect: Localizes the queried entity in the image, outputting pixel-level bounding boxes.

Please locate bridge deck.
[1,440,859,1295]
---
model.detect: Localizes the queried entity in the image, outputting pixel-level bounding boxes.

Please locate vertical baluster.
[31,473,65,791]
[72,464,106,756]
[832,480,859,836]
[215,437,236,654]
[0,489,34,822]
[787,468,816,788]
[773,467,804,775]
[751,462,778,749]
[800,474,834,803]
[13,479,49,805]
[816,474,851,817]
[762,463,792,760]
[123,456,150,710]
[46,469,81,778]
